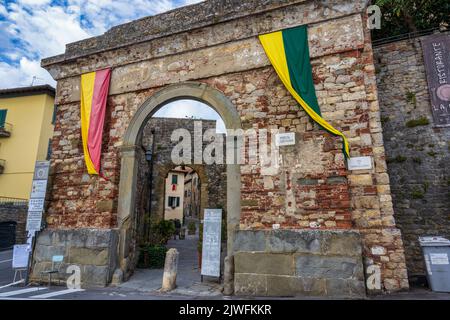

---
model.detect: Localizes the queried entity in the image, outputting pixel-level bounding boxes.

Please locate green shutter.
[172,174,178,185]
[46,139,52,160]
[0,110,7,128]
[52,105,57,124]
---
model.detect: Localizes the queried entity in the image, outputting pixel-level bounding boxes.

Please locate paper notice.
[430,253,449,265]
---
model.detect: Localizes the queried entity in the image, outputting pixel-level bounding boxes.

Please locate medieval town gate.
[31,0,409,297]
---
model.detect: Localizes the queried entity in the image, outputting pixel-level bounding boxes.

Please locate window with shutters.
[168,196,180,208]
[0,110,7,128]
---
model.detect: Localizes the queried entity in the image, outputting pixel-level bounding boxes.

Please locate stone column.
[223,255,234,295]
[161,248,179,291]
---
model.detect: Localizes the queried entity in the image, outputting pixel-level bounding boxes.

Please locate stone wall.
[0,204,27,245]
[233,230,365,297]
[37,0,408,293]
[141,117,227,221]
[30,229,118,287]
[374,33,450,277]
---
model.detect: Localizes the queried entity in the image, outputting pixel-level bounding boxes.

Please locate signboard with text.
[26,161,50,232]
[12,244,29,269]
[422,34,450,127]
[201,209,222,278]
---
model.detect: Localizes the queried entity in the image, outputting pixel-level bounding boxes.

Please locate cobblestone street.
[118,234,222,297]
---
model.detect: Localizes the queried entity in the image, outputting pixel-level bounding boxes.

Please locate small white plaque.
[272,224,280,230]
[347,156,373,170]
[430,253,449,265]
[371,246,386,255]
[275,132,295,146]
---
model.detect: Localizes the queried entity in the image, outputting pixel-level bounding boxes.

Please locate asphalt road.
[0,250,15,287]
[1,248,450,300]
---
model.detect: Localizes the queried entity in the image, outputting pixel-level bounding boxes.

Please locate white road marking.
[0,287,47,297]
[0,259,12,264]
[30,288,84,299]
[0,280,25,289]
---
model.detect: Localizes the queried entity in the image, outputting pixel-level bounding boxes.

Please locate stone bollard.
[161,248,179,291]
[223,255,234,295]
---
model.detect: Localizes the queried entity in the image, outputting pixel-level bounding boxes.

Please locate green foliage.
[198,222,203,253]
[387,155,407,163]
[406,91,417,107]
[155,219,176,243]
[221,217,227,243]
[145,218,176,245]
[411,187,425,199]
[412,157,422,164]
[372,0,450,40]
[138,244,167,269]
[187,221,197,234]
[423,181,429,192]
[381,115,390,124]
[427,151,437,157]
[406,117,430,127]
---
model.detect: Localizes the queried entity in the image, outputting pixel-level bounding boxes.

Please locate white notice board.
[12,244,29,269]
[201,209,222,277]
[30,180,48,199]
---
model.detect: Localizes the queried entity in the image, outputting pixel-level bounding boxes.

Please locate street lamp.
[142,128,156,241]
[145,149,153,162]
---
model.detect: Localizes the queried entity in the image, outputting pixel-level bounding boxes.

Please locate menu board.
[201,209,222,278]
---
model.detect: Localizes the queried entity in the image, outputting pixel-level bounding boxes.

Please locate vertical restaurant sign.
[421,33,450,127]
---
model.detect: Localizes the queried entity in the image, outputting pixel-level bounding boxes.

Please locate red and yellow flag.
[80,68,111,175]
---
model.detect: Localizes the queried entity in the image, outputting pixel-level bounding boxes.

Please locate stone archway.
[116,82,241,279]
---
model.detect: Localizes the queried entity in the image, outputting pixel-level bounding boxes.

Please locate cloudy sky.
[0,0,225,131]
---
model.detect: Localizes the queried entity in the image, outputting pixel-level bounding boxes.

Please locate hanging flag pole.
[259,25,350,158]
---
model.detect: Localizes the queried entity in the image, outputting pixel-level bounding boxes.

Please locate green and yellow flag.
[259,25,350,158]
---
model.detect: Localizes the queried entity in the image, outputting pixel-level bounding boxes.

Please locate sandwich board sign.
[12,244,29,269]
[201,209,222,278]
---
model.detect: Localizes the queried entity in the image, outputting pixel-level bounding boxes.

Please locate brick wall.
[0,204,28,245]
[39,0,408,292]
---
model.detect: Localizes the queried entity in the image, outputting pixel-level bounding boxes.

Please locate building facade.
[31,0,410,296]
[184,170,201,220]
[0,85,55,200]
[164,167,186,222]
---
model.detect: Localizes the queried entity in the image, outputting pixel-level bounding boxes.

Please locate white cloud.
[17,0,52,6]
[0,57,56,88]
[0,4,7,16]
[6,4,91,58]
[0,0,204,89]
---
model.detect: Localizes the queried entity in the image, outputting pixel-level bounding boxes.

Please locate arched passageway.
[116,82,241,292]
